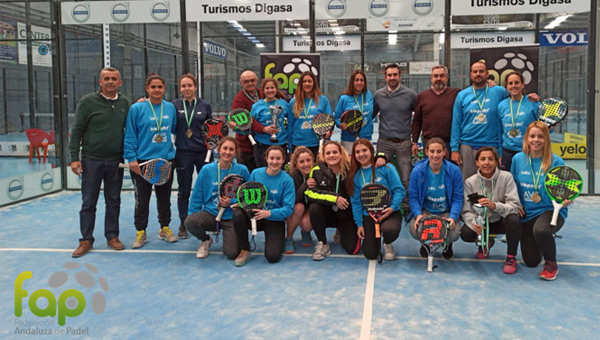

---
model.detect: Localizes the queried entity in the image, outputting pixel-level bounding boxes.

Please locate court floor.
[1,191,599,339]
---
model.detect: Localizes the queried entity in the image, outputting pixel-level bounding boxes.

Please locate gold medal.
[186,128,192,138]
[302,121,311,129]
[531,191,541,203]
[509,129,519,137]
[477,113,486,122]
[154,134,163,143]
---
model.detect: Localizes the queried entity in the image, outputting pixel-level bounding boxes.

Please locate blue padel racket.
[227,108,255,145]
[537,98,568,127]
[119,158,171,186]
[360,183,390,263]
[237,181,268,236]
[417,215,449,272]
[340,109,363,140]
[544,165,583,227]
[202,118,229,163]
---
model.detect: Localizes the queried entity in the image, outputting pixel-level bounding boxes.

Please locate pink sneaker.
[503,255,517,274]
[475,247,489,259]
[539,261,558,281]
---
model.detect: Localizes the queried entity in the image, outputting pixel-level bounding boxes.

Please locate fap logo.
[14,262,109,328]
[262,54,320,97]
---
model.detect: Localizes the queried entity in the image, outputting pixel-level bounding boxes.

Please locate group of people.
[69,61,572,281]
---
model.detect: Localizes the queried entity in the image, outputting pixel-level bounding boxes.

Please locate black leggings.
[362,211,402,260]
[130,161,174,230]
[520,210,564,266]
[309,203,358,254]
[460,213,521,256]
[233,208,285,263]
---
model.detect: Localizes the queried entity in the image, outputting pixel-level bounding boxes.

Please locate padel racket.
[216,174,246,222]
[360,183,390,263]
[418,215,449,272]
[340,109,363,140]
[119,158,171,186]
[544,165,583,227]
[312,113,335,153]
[538,98,568,127]
[227,108,255,145]
[237,181,268,236]
[202,118,229,163]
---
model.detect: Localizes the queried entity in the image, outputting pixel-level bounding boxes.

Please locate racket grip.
[248,134,256,146]
[375,222,381,239]
[427,255,434,272]
[319,139,324,154]
[118,163,128,168]
[251,218,257,236]
[205,150,212,163]
[550,200,562,226]
[216,207,225,222]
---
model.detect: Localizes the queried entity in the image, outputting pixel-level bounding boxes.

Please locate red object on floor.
[25,128,55,163]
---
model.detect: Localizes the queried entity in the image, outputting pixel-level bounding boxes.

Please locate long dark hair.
[342,69,367,96]
[346,138,376,195]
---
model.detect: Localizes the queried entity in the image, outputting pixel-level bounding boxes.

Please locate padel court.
[1,191,598,339]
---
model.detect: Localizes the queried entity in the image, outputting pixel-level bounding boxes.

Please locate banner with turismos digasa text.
[451,0,590,16]
[260,54,320,100]
[187,0,309,22]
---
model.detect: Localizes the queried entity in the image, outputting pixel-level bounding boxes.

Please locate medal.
[509,129,519,137]
[302,121,311,129]
[476,113,486,122]
[531,192,541,203]
[183,98,197,139]
[186,128,192,138]
[154,134,163,143]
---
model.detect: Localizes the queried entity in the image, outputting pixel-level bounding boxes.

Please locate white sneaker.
[312,241,331,261]
[196,236,213,259]
[383,243,396,261]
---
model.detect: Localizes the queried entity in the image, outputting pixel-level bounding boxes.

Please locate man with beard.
[411,65,458,159]
[450,61,509,181]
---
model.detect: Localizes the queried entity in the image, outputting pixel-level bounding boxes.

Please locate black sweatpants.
[520,210,564,266]
[309,203,359,255]
[233,208,285,263]
[130,161,174,230]
[460,213,521,256]
[361,211,402,260]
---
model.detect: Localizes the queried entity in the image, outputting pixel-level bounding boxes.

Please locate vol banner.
[260,54,320,99]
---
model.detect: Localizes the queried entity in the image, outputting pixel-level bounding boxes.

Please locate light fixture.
[545,15,571,29]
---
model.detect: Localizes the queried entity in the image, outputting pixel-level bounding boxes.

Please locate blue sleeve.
[123,104,139,162]
[450,93,463,152]
[408,167,423,217]
[449,165,464,222]
[188,167,207,215]
[385,164,405,212]
[269,176,295,220]
[334,96,344,127]
[321,95,333,114]
[229,164,250,206]
[170,103,177,136]
[372,93,379,120]
[351,173,364,227]
[287,100,295,148]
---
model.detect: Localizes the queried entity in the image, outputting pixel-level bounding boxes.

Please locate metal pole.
[587,0,597,193]
[25,1,36,128]
[179,0,190,75]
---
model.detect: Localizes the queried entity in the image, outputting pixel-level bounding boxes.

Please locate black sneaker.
[177,224,188,239]
[442,243,454,260]
[419,244,428,258]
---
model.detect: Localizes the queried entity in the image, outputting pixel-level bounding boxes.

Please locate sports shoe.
[178,224,188,239]
[419,244,428,258]
[131,230,147,249]
[196,236,213,259]
[301,231,313,247]
[383,243,396,261]
[333,229,341,243]
[158,226,178,243]
[476,238,495,259]
[503,255,518,274]
[235,249,251,267]
[539,260,558,280]
[442,243,454,260]
[312,241,331,261]
[283,238,295,254]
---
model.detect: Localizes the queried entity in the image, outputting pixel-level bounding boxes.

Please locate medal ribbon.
[360,167,371,186]
[148,100,163,137]
[472,85,488,112]
[353,94,364,113]
[243,89,258,103]
[183,98,197,130]
[528,155,544,193]
[509,95,524,131]
[303,99,313,120]
[217,162,232,197]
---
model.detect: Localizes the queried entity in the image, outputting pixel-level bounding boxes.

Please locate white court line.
[360,260,376,340]
[1,248,600,267]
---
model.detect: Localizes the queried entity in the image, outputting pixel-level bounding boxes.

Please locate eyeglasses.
[241,79,257,84]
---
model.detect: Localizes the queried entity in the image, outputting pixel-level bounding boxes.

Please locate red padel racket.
[417,215,449,272]
[202,118,229,163]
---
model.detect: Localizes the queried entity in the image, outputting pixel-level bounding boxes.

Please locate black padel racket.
[418,215,449,272]
[227,108,255,145]
[216,174,246,222]
[340,109,363,140]
[237,181,268,236]
[538,98,568,127]
[119,158,171,186]
[202,118,229,162]
[360,183,390,263]
[312,113,335,153]
[544,165,583,226]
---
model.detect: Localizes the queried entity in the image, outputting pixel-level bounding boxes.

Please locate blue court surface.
[1,191,599,339]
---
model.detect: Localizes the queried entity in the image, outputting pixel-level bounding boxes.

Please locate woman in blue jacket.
[250,77,290,167]
[124,73,177,249]
[288,71,333,156]
[348,139,405,261]
[334,70,374,153]
[407,137,464,260]
[185,137,250,260]
[233,145,295,266]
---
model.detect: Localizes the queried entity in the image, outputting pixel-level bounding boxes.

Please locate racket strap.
[215,221,220,243]
[482,210,490,253]
[250,235,257,252]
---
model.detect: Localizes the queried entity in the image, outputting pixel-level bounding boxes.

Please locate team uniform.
[250,98,290,167]
[287,95,333,155]
[497,96,539,171]
[334,92,374,152]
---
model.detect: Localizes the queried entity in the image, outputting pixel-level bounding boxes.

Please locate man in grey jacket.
[373,63,417,210]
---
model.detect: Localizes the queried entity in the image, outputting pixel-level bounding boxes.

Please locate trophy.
[471,203,486,247]
[269,105,283,143]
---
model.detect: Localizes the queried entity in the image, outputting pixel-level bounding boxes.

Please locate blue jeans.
[79,157,124,243]
[175,150,207,225]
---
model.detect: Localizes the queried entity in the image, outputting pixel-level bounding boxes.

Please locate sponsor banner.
[61,1,179,25]
[18,23,52,67]
[203,40,227,59]
[470,44,539,94]
[0,141,29,156]
[0,168,62,206]
[283,19,361,35]
[366,0,444,32]
[539,31,588,47]
[452,0,590,16]
[187,0,308,22]
[0,19,18,64]
[282,35,361,52]
[452,14,534,29]
[552,143,586,159]
[409,61,439,75]
[452,31,535,49]
[261,54,320,99]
